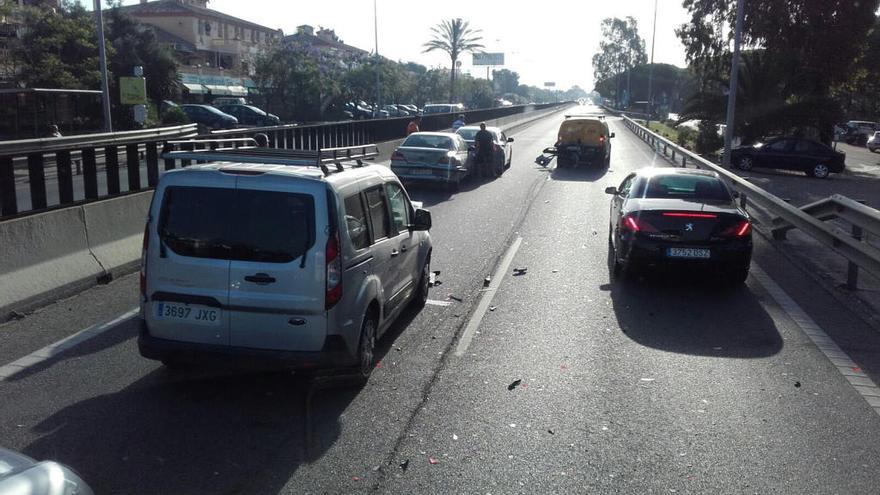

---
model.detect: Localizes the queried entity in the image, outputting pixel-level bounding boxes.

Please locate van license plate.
[667,248,711,259]
[155,303,220,326]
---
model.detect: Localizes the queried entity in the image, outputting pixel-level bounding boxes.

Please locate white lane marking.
[425,299,453,307]
[455,237,523,356]
[750,266,880,416]
[0,307,139,381]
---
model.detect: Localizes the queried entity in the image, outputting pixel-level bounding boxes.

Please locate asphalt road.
[3,105,880,494]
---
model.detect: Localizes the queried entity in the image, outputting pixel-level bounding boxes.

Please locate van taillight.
[325,231,343,309]
[139,223,149,299]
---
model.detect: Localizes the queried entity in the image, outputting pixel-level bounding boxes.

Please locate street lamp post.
[374,0,381,117]
[646,0,657,125]
[94,0,112,132]
[722,0,745,167]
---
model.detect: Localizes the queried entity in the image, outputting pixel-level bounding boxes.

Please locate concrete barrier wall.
[0,191,152,321]
[0,105,572,321]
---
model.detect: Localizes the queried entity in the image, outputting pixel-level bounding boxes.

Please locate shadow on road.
[22,304,426,494]
[603,242,783,358]
[550,164,609,182]
[404,174,503,207]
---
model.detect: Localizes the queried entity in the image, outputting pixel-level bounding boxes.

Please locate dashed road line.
[454,236,523,356]
[425,299,453,307]
[751,265,880,416]
[0,307,139,381]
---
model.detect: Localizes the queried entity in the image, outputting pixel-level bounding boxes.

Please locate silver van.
[137,143,433,380]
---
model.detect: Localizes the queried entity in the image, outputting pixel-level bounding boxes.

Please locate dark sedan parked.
[217,104,280,127]
[606,168,753,284]
[728,137,845,178]
[179,104,238,130]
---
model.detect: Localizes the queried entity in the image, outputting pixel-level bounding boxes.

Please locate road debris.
[428,457,440,465]
[352,476,361,481]
[513,267,528,276]
[640,378,656,382]
[400,459,410,472]
[560,364,569,371]
[507,379,522,390]
[548,429,555,435]
[552,269,559,273]
[489,305,497,312]
[484,276,492,287]
[452,434,459,440]
[795,381,802,388]
[447,294,463,302]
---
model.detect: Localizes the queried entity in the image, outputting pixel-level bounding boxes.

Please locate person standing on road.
[407,115,421,135]
[474,122,496,178]
[452,114,466,131]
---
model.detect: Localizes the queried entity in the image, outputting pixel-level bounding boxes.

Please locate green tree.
[591,17,647,106]
[422,18,484,103]
[677,0,878,140]
[254,46,326,122]
[8,0,101,90]
[105,5,179,129]
[492,69,519,95]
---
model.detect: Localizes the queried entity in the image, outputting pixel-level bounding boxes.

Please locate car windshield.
[633,174,731,201]
[456,128,479,140]
[159,186,315,263]
[402,134,455,150]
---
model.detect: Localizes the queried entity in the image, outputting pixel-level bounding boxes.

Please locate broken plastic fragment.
[794,381,801,388]
[428,457,440,465]
[507,379,522,391]
[513,267,528,276]
[400,459,410,472]
[484,276,491,287]
[452,434,458,440]
[640,378,655,382]
[352,476,361,481]
[489,306,497,312]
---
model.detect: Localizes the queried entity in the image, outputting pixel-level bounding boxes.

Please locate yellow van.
[554,116,614,168]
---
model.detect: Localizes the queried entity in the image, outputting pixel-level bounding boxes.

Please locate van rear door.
[226,175,327,352]
[559,119,605,146]
[146,174,237,346]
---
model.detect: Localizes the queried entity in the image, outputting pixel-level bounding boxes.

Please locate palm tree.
[423,18,484,103]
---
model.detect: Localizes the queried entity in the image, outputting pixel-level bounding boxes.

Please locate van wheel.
[447,180,460,192]
[354,314,377,382]
[411,257,431,309]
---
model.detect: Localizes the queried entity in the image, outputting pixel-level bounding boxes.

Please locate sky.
[117,0,691,91]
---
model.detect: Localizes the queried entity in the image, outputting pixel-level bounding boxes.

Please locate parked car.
[382,105,409,117]
[728,137,845,178]
[212,97,248,107]
[867,131,880,152]
[0,447,94,495]
[138,151,433,381]
[552,115,614,168]
[390,132,472,191]
[217,104,280,127]
[422,103,465,115]
[606,168,752,284]
[842,120,879,145]
[345,102,372,120]
[455,125,514,175]
[400,104,420,115]
[179,104,238,129]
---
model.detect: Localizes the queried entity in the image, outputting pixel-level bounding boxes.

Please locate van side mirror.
[412,208,432,231]
[605,186,618,195]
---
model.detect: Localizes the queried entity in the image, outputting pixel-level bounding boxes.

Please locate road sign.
[544,82,556,87]
[473,52,504,66]
[119,76,146,105]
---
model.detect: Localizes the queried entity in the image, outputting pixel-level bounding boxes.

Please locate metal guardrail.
[621,115,880,288]
[0,103,569,220]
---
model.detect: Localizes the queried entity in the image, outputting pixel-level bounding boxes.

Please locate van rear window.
[158,186,315,263]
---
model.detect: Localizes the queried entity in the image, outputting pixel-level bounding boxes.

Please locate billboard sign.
[473,52,505,66]
[544,82,556,87]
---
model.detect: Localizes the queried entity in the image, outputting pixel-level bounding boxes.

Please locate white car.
[868,131,880,152]
[390,132,472,191]
[138,145,433,381]
[455,125,515,175]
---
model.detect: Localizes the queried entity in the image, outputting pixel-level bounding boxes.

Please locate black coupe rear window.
[634,175,731,201]
[159,186,315,263]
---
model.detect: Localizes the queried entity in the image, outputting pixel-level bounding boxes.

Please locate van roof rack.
[161,139,379,177]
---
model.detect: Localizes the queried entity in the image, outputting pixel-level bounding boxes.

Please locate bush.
[695,120,723,156]
[161,106,189,126]
[676,127,696,147]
